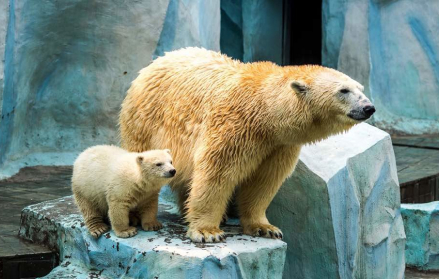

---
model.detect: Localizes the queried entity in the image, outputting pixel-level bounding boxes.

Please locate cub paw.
[114,227,138,238]
[142,220,163,231]
[243,224,283,239]
[89,223,110,238]
[187,227,226,243]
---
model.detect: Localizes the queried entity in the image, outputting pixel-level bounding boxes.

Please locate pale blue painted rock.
[0,1,7,118]
[323,0,439,135]
[220,0,284,64]
[241,0,283,64]
[220,0,243,61]
[19,195,287,278]
[0,0,220,179]
[267,123,406,279]
[401,202,439,271]
[153,0,220,59]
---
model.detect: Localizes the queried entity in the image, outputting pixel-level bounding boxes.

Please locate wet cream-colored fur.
[72,145,175,238]
[119,47,373,242]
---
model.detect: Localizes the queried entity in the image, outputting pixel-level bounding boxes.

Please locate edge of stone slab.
[19,196,287,278]
[300,122,391,181]
[401,201,439,271]
[401,201,439,212]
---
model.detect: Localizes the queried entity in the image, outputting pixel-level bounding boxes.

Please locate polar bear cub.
[72,145,175,238]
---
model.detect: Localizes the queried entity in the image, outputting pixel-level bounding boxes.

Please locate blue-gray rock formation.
[323,0,439,135]
[220,0,283,64]
[19,195,287,278]
[0,0,220,179]
[268,123,406,279]
[401,202,439,271]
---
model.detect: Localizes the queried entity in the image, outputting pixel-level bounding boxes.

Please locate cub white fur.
[72,145,175,238]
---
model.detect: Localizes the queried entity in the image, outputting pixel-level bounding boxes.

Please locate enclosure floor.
[405,268,439,279]
[393,135,439,203]
[0,166,72,259]
[393,136,439,184]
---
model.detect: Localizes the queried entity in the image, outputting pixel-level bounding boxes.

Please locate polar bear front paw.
[142,220,163,231]
[187,227,226,243]
[243,224,283,239]
[114,227,138,238]
[89,223,110,238]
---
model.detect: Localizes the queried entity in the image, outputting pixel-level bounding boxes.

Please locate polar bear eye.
[340,89,350,94]
[156,163,163,167]
[170,161,173,165]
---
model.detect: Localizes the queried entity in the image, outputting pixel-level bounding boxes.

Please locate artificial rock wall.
[323,0,439,135]
[0,0,220,178]
[268,123,406,279]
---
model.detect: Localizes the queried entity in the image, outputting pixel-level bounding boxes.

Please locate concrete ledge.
[19,196,286,278]
[268,123,406,279]
[402,202,439,271]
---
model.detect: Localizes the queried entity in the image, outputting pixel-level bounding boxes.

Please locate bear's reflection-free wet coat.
[119,47,374,243]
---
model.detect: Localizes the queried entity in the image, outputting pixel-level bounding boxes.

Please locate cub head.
[289,65,375,136]
[136,149,176,181]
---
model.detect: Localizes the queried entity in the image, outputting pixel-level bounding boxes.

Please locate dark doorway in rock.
[282,0,322,65]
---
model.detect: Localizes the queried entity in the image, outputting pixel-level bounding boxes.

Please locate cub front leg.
[138,191,163,231]
[237,145,301,239]
[108,202,138,238]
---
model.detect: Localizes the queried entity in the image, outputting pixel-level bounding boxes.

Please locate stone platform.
[19,195,287,279]
[401,202,439,271]
[268,123,406,279]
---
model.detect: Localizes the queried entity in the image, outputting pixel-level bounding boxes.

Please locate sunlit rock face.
[402,202,439,271]
[267,123,406,279]
[0,0,220,179]
[323,0,439,135]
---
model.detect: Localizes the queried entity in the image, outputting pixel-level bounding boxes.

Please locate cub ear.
[290,80,308,95]
[136,156,143,165]
[164,149,171,154]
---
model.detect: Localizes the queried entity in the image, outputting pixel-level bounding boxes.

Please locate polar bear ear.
[136,156,144,165]
[164,149,171,154]
[290,81,308,95]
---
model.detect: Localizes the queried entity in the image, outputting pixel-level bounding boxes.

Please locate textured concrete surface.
[0,0,8,119]
[153,0,220,59]
[401,202,439,271]
[19,195,287,278]
[322,0,439,135]
[267,123,406,279]
[220,0,283,64]
[0,0,220,179]
[220,0,243,61]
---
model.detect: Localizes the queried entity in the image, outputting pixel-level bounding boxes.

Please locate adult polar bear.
[119,48,375,243]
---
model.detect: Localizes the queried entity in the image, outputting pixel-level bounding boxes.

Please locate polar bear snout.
[347,102,375,121]
[167,169,177,177]
[363,105,376,117]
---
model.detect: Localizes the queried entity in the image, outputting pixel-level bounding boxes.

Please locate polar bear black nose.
[169,169,176,176]
[363,105,376,117]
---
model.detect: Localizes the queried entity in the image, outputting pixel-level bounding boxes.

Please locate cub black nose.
[169,169,176,176]
[363,105,376,117]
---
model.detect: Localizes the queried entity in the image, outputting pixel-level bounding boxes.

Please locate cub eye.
[340,89,349,94]
[170,161,173,165]
[156,163,163,167]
